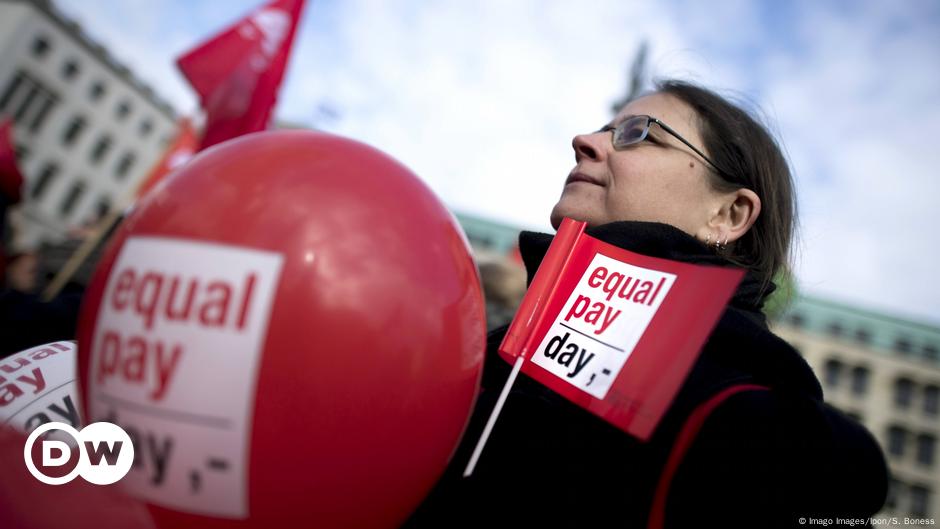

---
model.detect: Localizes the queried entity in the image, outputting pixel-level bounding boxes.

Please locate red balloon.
[0,427,156,529]
[77,131,486,529]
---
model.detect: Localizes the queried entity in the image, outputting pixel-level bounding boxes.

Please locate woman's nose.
[572,132,605,162]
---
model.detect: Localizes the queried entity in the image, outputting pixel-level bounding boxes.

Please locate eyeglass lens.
[612,116,650,148]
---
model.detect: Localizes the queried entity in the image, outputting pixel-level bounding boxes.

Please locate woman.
[404,80,888,528]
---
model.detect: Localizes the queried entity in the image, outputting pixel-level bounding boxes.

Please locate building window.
[916,434,935,467]
[824,359,843,388]
[94,196,111,220]
[0,70,58,132]
[13,144,29,162]
[12,84,39,123]
[89,81,106,102]
[854,328,871,345]
[31,35,51,58]
[0,72,26,111]
[909,485,930,518]
[850,366,870,396]
[924,344,939,361]
[827,321,844,338]
[58,180,86,217]
[895,337,913,354]
[61,115,87,147]
[894,378,915,409]
[29,95,56,133]
[89,135,112,165]
[62,59,80,80]
[13,86,41,124]
[789,312,805,328]
[139,118,153,137]
[114,152,136,180]
[886,478,902,509]
[30,162,59,200]
[887,426,907,457]
[925,385,939,416]
[116,100,131,120]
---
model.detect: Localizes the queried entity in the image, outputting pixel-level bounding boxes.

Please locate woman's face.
[550,92,726,236]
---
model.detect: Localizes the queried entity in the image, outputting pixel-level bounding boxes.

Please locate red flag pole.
[463,219,587,476]
[462,355,525,477]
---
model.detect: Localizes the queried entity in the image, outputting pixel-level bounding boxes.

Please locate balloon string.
[462,355,525,477]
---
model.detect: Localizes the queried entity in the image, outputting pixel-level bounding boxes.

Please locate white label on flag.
[87,237,282,518]
[531,253,675,399]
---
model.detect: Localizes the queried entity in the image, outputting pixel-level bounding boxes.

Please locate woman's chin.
[549,205,568,230]
[550,202,597,230]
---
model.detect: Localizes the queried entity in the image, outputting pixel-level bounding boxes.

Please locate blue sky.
[55,0,940,324]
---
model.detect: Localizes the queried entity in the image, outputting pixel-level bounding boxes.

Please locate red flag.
[135,118,199,198]
[498,218,744,440]
[0,119,24,204]
[177,0,305,150]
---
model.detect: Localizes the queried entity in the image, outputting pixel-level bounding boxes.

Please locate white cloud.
[756,0,940,320]
[278,0,680,231]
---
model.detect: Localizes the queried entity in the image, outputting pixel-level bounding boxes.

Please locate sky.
[54,0,940,324]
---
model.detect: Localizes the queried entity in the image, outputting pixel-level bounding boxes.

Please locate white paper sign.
[0,341,82,433]
[531,254,675,399]
[88,237,282,518]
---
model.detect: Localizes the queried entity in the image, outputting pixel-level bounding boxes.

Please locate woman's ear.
[710,188,761,244]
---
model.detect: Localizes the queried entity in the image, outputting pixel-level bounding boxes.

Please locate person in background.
[478,258,527,331]
[404,80,888,528]
[3,252,37,293]
[0,138,22,288]
[0,123,83,358]
[0,249,83,358]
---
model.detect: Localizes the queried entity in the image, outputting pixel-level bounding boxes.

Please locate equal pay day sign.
[498,219,744,440]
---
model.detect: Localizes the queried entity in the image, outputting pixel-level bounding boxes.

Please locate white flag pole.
[462,355,526,477]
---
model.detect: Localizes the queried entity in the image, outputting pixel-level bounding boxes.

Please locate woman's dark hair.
[655,79,796,295]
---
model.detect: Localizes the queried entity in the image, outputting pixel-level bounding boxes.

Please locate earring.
[704,234,712,246]
[716,236,728,252]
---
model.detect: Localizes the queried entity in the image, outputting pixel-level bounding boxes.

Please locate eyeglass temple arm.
[650,118,725,174]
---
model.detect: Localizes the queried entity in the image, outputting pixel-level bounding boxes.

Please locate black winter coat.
[404,221,888,529]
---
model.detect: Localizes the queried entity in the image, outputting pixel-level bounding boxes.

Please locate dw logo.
[23,422,134,485]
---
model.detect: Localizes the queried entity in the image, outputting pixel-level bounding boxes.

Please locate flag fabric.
[134,118,199,199]
[177,0,305,150]
[498,218,745,440]
[0,119,24,204]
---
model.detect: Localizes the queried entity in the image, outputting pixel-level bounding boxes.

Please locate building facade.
[773,297,940,521]
[0,0,177,249]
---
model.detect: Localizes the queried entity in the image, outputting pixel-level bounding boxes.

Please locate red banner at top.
[499,218,744,440]
[177,0,305,150]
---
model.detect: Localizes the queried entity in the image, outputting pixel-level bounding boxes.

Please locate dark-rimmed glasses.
[598,115,731,179]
